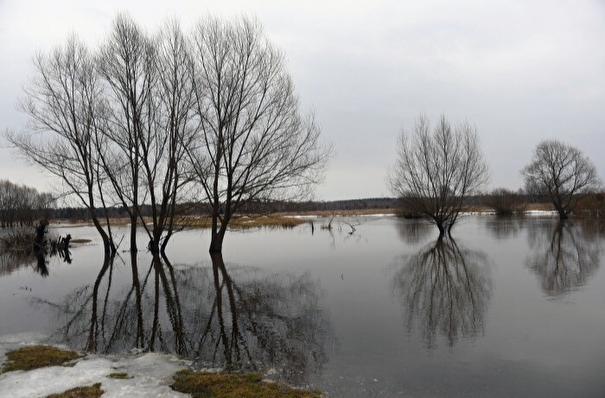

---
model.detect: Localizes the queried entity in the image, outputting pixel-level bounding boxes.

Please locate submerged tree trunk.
[554,204,569,220]
[130,214,138,252]
[209,227,227,253]
[88,207,116,255]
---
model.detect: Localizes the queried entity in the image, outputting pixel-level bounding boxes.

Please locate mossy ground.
[171,370,322,398]
[1,345,81,373]
[45,383,104,398]
[107,372,133,379]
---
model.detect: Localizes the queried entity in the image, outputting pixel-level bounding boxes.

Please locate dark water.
[1,215,604,397]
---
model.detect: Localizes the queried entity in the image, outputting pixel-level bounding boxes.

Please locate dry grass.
[1,345,81,373]
[47,202,557,232]
[171,370,322,398]
[183,215,309,229]
[107,372,133,379]
[46,383,104,398]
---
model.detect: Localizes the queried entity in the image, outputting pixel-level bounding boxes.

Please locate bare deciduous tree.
[96,15,196,253]
[522,139,600,220]
[388,114,489,235]
[96,14,156,252]
[5,36,116,253]
[146,20,198,253]
[187,17,332,253]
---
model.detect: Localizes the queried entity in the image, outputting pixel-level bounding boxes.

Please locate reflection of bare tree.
[42,252,332,386]
[484,217,522,239]
[47,253,186,356]
[395,219,433,245]
[526,221,601,296]
[0,247,71,278]
[0,252,44,277]
[393,237,491,349]
[189,253,332,385]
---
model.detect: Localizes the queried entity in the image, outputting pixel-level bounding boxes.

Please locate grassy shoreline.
[0,344,322,398]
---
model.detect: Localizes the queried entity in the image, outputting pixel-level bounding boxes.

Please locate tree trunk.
[89,207,116,254]
[130,214,138,252]
[160,231,172,254]
[209,228,226,253]
[554,203,568,220]
[437,222,446,237]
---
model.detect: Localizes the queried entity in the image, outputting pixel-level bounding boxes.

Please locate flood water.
[1,215,604,397]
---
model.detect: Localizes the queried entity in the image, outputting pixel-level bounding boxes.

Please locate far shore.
[49,203,557,230]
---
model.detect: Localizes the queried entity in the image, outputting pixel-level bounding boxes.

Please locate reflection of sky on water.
[1,216,605,397]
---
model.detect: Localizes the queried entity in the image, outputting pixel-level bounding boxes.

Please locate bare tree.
[388,114,489,235]
[95,16,199,253]
[187,17,331,253]
[5,36,116,253]
[522,139,600,220]
[145,20,197,253]
[96,14,157,252]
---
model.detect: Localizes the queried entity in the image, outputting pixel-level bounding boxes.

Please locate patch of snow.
[0,333,190,398]
[524,210,557,216]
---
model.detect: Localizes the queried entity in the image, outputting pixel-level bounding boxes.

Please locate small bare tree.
[388,114,489,235]
[522,139,600,220]
[187,17,331,253]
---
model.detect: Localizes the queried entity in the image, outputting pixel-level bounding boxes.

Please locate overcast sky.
[1,0,604,201]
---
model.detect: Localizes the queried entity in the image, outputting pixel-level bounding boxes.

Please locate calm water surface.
[1,215,604,397]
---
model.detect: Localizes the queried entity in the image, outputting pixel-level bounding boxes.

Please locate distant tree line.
[0,179,54,228]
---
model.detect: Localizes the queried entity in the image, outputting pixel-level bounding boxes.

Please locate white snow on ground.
[0,333,190,398]
[523,210,558,216]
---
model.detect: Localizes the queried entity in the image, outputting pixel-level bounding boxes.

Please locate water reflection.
[484,216,522,239]
[392,237,491,348]
[395,219,433,245]
[43,252,332,386]
[196,254,332,384]
[0,245,72,277]
[526,220,602,296]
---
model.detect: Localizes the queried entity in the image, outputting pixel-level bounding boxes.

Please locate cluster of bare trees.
[7,14,330,254]
[0,179,54,228]
[389,114,600,235]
